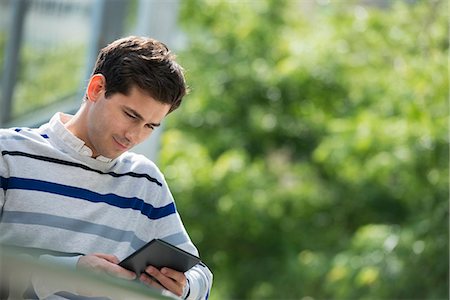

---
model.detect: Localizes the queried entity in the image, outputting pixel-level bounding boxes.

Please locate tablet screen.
[119,239,201,275]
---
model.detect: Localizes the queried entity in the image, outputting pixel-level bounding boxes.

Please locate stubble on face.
[83,88,171,159]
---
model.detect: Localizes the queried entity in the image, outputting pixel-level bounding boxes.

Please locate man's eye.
[125,112,136,119]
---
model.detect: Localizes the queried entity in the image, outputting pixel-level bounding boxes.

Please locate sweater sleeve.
[154,176,213,300]
[32,255,82,298]
[0,178,5,211]
[185,263,213,300]
[0,151,7,211]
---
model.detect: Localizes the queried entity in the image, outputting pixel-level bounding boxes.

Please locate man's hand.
[74,253,137,298]
[77,253,136,280]
[140,265,187,297]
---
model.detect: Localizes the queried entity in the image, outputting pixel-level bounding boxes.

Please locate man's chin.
[107,152,122,159]
[95,150,122,160]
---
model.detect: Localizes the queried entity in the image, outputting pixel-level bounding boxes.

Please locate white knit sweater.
[0,113,212,299]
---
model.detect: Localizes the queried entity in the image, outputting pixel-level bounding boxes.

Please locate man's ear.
[86,74,106,102]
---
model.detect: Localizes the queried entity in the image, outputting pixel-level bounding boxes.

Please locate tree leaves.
[164,0,448,298]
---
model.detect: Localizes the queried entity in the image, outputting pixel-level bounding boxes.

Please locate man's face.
[84,86,171,159]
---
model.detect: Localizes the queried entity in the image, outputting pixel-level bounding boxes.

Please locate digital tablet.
[119,239,201,275]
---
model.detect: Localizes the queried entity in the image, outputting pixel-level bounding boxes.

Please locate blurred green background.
[162,0,449,299]
[1,0,448,299]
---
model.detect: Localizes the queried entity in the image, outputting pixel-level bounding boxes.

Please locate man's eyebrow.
[126,107,161,127]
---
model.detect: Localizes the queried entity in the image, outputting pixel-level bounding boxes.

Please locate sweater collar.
[47,112,113,163]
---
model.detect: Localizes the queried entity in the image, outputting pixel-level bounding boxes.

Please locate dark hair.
[91,36,188,113]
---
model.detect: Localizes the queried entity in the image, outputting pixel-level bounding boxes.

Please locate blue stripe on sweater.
[0,176,176,220]
[2,211,147,250]
[13,128,48,138]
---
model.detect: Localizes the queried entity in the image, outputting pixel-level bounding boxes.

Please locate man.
[0,36,212,299]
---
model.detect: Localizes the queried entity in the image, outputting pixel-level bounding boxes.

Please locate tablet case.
[119,239,201,275]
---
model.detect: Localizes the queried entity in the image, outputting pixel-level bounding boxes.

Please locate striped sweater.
[0,113,212,299]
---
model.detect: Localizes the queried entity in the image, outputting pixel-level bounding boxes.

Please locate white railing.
[0,245,173,300]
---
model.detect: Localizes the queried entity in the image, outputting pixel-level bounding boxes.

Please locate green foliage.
[12,44,85,117]
[163,0,449,299]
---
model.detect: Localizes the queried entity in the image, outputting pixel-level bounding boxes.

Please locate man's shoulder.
[0,127,22,135]
[120,151,156,165]
[114,152,167,187]
[118,151,164,175]
[0,127,43,140]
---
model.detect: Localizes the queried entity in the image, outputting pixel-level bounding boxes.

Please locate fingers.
[161,267,186,284]
[92,253,120,264]
[141,266,186,297]
[106,263,137,280]
[78,254,136,280]
[75,253,136,297]
[140,272,164,290]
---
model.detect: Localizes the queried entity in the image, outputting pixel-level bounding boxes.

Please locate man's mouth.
[114,137,131,150]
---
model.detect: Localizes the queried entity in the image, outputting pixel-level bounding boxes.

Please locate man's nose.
[125,125,147,144]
